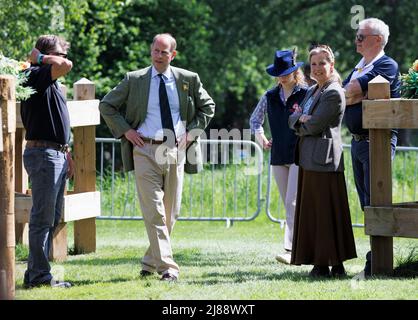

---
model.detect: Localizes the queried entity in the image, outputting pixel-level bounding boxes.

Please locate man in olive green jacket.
[99,33,215,281]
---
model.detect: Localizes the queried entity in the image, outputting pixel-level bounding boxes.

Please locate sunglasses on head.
[355,34,379,42]
[310,44,331,50]
[309,44,335,60]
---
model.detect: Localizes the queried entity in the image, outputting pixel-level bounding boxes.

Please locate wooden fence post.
[0,75,16,300]
[14,122,29,245]
[367,75,393,275]
[73,78,96,254]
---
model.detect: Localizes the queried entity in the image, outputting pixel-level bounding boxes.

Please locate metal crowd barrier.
[96,138,418,227]
[96,138,264,225]
[266,144,418,227]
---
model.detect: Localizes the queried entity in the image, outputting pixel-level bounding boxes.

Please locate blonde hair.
[294,69,307,86]
[277,69,307,87]
[309,44,341,84]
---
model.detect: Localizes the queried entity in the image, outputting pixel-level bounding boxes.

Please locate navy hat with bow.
[266,50,303,77]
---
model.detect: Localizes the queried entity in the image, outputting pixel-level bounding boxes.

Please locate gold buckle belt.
[26,140,70,153]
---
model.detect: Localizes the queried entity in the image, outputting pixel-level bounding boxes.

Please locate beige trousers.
[133,144,185,277]
[272,164,298,251]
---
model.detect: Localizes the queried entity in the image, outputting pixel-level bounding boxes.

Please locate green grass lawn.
[15,215,418,300]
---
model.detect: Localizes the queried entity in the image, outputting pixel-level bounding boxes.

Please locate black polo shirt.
[21,64,70,145]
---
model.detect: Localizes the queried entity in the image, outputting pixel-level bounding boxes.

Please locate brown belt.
[141,137,164,145]
[26,140,70,153]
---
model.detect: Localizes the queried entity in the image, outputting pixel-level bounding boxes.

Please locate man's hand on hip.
[124,129,145,147]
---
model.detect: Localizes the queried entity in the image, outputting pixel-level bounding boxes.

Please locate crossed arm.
[289,89,343,136]
[344,78,366,106]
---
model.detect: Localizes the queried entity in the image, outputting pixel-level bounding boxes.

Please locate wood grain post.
[50,84,69,261]
[366,75,393,275]
[14,125,29,245]
[0,75,16,300]
[73,78,96,254]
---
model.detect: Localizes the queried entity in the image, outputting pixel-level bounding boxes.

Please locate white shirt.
[137,66,186,140]
[350,50,385,81]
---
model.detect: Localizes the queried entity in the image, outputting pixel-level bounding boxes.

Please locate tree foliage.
[1,0,417,139]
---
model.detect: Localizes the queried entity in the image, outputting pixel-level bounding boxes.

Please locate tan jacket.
[99,66,215,173]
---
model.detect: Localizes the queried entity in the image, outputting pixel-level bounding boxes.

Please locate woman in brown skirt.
[288,45,357,277]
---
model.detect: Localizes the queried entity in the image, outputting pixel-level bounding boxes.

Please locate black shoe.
[331,264,347,278]
[309,265,330,278]
[140,270,153,277]
[364,251,372,277]
[161,273,177,282]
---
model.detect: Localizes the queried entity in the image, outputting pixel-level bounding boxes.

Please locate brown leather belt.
[141,137,164,145]
[26,140,70,153]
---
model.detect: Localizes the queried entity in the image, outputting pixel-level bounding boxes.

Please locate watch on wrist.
[37,53,45,65]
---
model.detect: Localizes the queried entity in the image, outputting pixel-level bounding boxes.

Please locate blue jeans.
[23,147,68,286]
[351,136,396,210]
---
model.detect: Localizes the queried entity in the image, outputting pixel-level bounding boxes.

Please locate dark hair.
[35,35,70,54]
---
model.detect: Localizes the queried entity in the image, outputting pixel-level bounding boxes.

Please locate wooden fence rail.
[14,78,101,261]
[364,75,418,275]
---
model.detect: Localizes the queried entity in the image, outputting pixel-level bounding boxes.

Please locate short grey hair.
[359,18,390,48]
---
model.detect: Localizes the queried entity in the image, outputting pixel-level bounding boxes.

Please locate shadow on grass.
[64,249,252,268]
[394,261,418,279]
[174,250,242,267]
[38,247,364,285]
[15,277,137,290]
[64,256,139,266]
[393,248,418,279]
[184,270,349,285]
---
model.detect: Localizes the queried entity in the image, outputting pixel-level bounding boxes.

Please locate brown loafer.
[140,270,153,277]
[161,273,177,282]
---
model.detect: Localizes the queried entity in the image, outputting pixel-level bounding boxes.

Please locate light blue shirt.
[137,66,186,140]
[302,95,315,114]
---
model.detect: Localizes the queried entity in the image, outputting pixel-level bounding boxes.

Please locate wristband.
[37,53,45,65]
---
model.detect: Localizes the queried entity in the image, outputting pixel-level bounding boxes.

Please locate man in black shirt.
[21,35,74,288]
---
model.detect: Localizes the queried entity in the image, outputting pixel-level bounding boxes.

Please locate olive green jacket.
[99,66,215,173]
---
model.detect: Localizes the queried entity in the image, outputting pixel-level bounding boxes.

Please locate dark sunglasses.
[50,52,68,58]
[355,34,379,42]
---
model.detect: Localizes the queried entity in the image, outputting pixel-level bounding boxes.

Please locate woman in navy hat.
[250,49,308,264]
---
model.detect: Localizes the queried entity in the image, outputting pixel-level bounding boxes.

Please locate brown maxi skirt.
[291,167,357,266]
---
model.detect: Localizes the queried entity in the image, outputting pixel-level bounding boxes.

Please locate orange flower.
[413,60,418,72]
[18,61,31,71]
